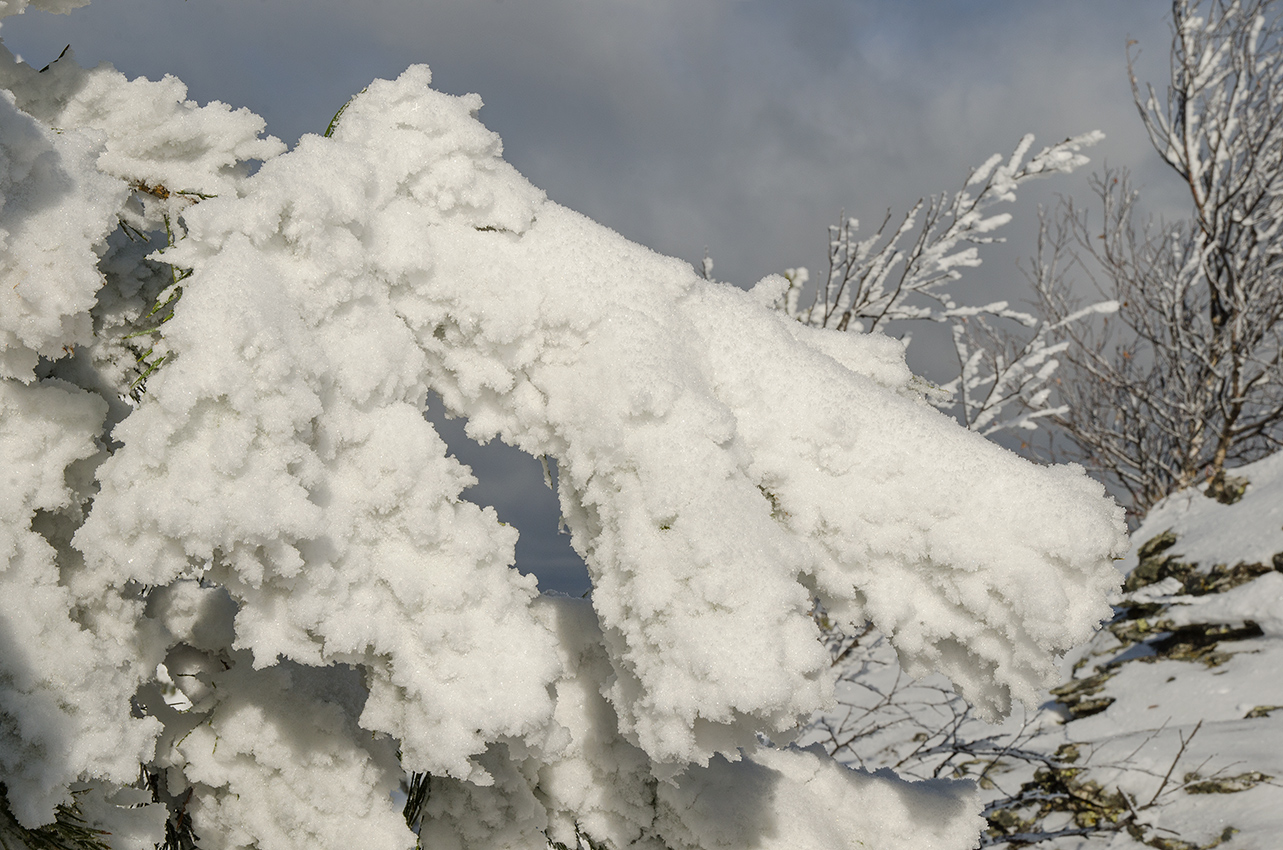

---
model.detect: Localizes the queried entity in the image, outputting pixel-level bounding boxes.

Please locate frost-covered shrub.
[0,13,1126,850]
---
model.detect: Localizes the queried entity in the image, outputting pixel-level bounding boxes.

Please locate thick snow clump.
[0,48,1125,850]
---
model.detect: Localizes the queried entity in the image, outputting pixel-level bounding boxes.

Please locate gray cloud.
[1,1,1185,282]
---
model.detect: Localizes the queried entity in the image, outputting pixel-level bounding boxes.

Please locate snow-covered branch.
[767,132,1110,437]
[776,132,1104,336]
[0,13,1125,850]
[1026,0,1283,518]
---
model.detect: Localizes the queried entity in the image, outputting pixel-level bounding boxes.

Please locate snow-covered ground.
[803,451,1283,848]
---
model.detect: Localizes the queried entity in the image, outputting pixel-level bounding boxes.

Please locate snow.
[0,47,284,201]
[162,659,413,850]
[1164,571,1283,634]
[1049,467,1283,848]
[0,79,126,380]
[424,595,986,850]
[1118,451,1283,573]
[806,448,1283,848]
[0,379,159,827]
[1,47,1126,850]
[655,747,983,850]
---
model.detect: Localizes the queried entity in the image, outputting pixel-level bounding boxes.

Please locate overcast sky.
[2,1,1190,594]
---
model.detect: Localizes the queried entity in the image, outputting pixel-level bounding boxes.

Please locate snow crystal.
[72,781,168,850]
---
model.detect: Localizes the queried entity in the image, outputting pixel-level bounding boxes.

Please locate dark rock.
[1051,671,1118,718]
[1196,561,1274,595]
[1184,771,1273,794]
[1244,705,1283,719]
[1147,620,1265,666]
[1137,529,1179,561]
[1205,472,1250,505]
[1125,530,1191,593]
